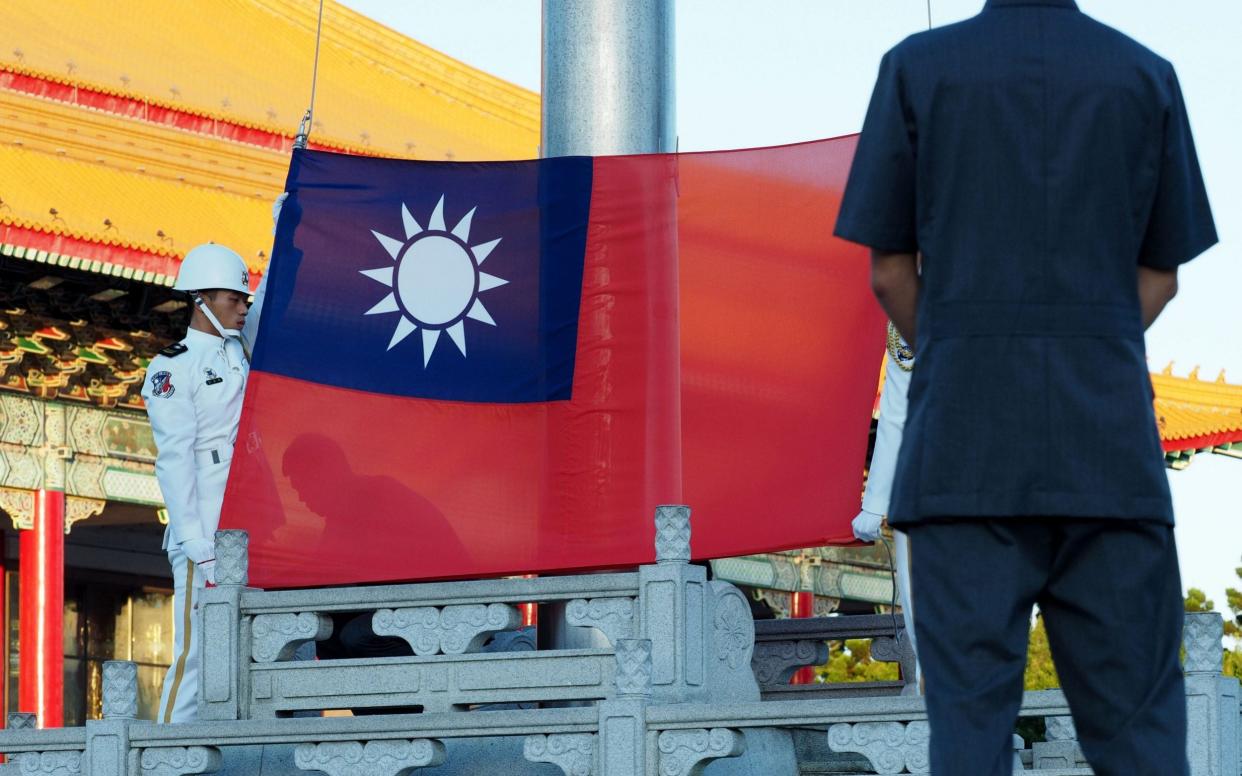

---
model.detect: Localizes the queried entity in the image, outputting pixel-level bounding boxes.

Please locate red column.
[18,490,64,728]
[1,528,6,725]
[791,591,816,685]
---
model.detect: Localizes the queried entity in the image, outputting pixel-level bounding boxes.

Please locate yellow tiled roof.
[1153,366,1242,449]
[0,142,271,272]
[1,0,539,161]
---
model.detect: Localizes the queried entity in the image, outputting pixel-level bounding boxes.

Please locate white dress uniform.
[854,322,921,686]
[143,328,249,722]
[142,242,269,724]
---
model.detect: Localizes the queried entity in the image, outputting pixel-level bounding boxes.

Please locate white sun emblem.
[360,195,507,366]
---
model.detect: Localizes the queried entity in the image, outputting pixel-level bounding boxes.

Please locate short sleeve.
[1137,65,1217,270]
[834,49,918,254]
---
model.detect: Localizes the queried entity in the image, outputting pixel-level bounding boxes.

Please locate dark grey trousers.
[905,518,1188,776]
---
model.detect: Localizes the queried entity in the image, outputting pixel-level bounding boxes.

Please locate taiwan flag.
[221,137,883,588]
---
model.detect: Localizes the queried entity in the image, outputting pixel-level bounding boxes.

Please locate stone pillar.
[1183,611,1239,775]
[84,661,137,776]
[18,488,64,728]
[639,506,708,704]
[199,529,250,721]
[598,638,653,776]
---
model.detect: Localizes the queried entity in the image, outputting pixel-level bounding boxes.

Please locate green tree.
[814,639,900,684]
[1024,614,1060,690]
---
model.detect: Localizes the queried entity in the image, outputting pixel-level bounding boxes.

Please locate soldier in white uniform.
[853,321,921,687]
[142,242,266,723]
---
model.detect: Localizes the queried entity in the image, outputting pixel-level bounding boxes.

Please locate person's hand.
[179,537,217,584]
[180,538,218,581]
[198,558,217,586]
[852,509,885,542]
[180,537,215,563]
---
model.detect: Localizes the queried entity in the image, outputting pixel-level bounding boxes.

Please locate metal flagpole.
[293,0,327,150]
[538,0,677,653]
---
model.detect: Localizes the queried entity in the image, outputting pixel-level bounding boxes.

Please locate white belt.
[194,445,234,466]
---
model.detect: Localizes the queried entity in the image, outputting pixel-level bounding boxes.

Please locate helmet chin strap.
[192,292,250,360]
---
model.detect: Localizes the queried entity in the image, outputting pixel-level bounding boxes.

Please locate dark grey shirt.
[834,0,1217,524]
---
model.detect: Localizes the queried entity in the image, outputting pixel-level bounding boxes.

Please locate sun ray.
[359,267,394,287]
[429,195,447,232]
[365,293,400,315]
[446,321,467,356]
[451,207,476,242]
[387,317,417,350]
[401,203,423,240]
[466,299,495,326]
[471,238,501,264]
[421,328,441,367]
[478,272,508,292]
[371,230,404,260]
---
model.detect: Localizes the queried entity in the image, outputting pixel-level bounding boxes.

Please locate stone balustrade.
[752,613,919,699]
[0,502,1237,775]
[199,506,760,720]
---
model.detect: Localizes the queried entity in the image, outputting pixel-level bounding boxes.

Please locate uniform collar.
[184,327,225,349]
[985,0,1078,9]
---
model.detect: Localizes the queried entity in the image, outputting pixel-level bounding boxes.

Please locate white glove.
[272,191,289,235]
[198,559,217,586]
[852,509,885,542]
[180,537,217,583]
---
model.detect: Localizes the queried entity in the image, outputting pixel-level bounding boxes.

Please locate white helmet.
[174,243,250,294]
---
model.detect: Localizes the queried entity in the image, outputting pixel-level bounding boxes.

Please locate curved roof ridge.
[2,0,539,161]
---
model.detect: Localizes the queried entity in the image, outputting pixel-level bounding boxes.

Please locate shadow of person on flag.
[282,432,468,567]
[281,432,469,712]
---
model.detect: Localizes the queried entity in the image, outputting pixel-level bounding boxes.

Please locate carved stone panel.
[654,505,691,564]
[139,747,223,776]
[214,529,249,586]
[7,751,84,775]
[523,733,595,776]
[251,612,333,663]
[751,639,828,686]
[614,638,653,698]
[293,739,446,776]
[827,721,930,775]
[656,729,745,775]
[7,711,37,729]
[372,603,520,656]
[1184,612,1224,675]
[566,597,636,646]
[712,587,753,671]
[101,660,138,719]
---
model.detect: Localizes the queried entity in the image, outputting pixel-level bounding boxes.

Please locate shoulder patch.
[149,370,175,398]
[159,343,188,358]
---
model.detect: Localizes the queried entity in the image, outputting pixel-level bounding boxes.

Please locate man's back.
[836,0,1216,524]
[835,4,1217,772]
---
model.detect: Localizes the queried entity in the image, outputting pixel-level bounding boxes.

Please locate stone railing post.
[83,660,137,776]
[199,529,250,720]
[639,506,709,704]
[1183,611,1239,775]
[1033,716,1083,770]
[598,639,653,776]
[6,712,37,729]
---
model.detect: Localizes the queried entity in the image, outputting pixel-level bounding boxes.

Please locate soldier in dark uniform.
[834,1,1217,773]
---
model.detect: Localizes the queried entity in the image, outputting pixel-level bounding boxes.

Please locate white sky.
[341,0,1242,609]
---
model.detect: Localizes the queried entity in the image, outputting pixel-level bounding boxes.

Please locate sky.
[341,0,1241,608]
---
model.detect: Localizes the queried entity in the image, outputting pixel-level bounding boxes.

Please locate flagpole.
[539,0,678,653]
[293,0,327,151]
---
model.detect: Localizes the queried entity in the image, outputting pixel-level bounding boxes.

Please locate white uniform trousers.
[893,529,922,689]
[157,545,205,723]
[157,455,230,723]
